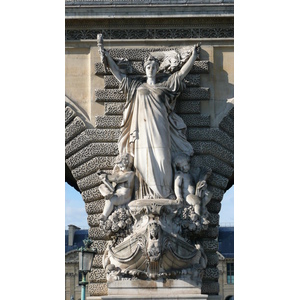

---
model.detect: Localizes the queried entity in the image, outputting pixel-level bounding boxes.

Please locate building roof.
[65,229,88,253]
[218,226,234,258]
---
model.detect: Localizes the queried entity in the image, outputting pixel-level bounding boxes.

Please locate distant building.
[65,225,88,300]
[65,225,234,300]
[217,227,234,300]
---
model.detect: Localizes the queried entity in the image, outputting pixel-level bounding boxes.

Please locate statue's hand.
[194,43,201,54]
[98,173,107,181]
[176,197,184,203]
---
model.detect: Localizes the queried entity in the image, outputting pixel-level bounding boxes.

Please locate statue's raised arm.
[97,33,125,83]
[176,43,200,81]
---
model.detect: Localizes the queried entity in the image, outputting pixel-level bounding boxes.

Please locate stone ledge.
[65,116,86,144]
[89,296,208,300]
[65,3,234,20]
[71,156,116,180]
[66,143,118,169]
[66,129,120,158]
[65,106,76,125]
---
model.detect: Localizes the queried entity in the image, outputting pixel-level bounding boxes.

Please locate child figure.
[174,153,201,215]
[174,153,212,223]
[98,153,135,221]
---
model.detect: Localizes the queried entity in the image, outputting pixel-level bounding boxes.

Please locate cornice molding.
[65,2,234,19]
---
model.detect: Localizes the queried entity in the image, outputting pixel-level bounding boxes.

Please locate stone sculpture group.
[96,34,213,288]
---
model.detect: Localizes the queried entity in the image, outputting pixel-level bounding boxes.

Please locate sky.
[65,182,234,229]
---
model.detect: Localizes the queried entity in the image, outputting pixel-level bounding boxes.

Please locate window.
[227,262,234,284]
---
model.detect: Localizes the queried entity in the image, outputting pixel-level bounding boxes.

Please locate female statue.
[100,43,200,200]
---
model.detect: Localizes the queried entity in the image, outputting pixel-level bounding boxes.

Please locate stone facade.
[65,1,234,298]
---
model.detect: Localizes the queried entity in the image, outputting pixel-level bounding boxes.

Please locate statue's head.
[174,153,191,173]
[115,153,133,170]
[143,55,160,77]
[148,222,160,239]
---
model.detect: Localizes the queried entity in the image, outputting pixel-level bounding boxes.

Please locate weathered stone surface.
[209,186,225,201]
[77,172,102,191]
[104,102,124,115]
[67,21,233,40]
[191,155,233,178]
[180,114,210,127]
[202,240,219,252]
[85,200,106,215]
[191,141,234,165]
[187,128,234,152]
[208,213,219,226]
[65,106,76,125]
[88,282,108,297]
[65,128,120,158]
[65,116,86,144]
[210,128,234,152]
[203,267,219,280]
[66,143,118,169]
[95,115,123,128]
[201,281,219,294]
[95,89,125,102]
[219,115,234,137]
[206,253,219,266]
[184,73,202,87]
[208,172,229,190]
[200,226,219,239]
[92,240,108,255]
[92,254,104,268]
[179,87,210,101]
[89,227,113,240]
[206,200,221,214]
[175,101,201,114]
[71,156,116,180]
[82,186,103,203]
[90,267,106,283]
[87,213,101,227]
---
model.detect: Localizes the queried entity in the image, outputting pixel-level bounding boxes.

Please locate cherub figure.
[98,153,135,221]
[195,170,212,224]
[174,153,212,224]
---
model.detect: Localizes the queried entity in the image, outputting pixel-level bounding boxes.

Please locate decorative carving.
[90,37,217,291]
[98,153,135,221]
[66,28,233,41]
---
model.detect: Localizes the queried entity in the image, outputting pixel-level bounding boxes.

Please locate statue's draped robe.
[118,72,193,199]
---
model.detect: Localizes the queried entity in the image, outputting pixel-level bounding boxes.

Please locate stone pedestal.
[86,279,209,300]
[87,295,222,300]
[97,296,208,300]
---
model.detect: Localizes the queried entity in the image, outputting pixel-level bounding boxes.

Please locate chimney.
[68,224,81,246]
